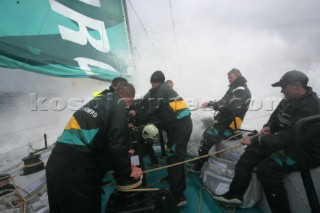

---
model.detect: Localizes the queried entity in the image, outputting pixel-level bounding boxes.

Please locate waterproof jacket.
[252,88,320,167]
[142,83,191,131]
[57,92,132,176]
[209,76,251,130]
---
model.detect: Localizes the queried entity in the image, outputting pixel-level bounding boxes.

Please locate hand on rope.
[259,127,271,136]
[240,131,261,146]
[142,131,260,174]
[130,165,143,179]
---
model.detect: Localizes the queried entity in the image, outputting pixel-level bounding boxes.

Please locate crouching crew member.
[46,82,142,213]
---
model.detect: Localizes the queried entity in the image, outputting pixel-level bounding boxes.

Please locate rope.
[127,0,169,72]
[186,170,219,213]
[0,178,10,188]
[116,178,142,191]
[115,178,160,192]
[245,113,272,120]
[167,0,181,75]
[0,121,57,138]
[143,143,242,174]
[142,132,258,174]
[6,175,27,213]
[118,188,160,192]
[23,161,44,168]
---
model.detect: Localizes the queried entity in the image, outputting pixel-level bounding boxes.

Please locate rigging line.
[168,0,177,45]
[127,0,169,72]
[245,113,272,120]
[0,121,58,138]
[0,138,44,157]
[168,0,181,74]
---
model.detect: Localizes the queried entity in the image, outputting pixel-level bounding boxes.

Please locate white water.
[0,69,107,166]
[1,0,320,163]
[126,0,320,154]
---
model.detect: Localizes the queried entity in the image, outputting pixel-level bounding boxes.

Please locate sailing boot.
[189,159,205,173]
[189,137,214,173]
[264,189,291,213]
[212,191,243,206]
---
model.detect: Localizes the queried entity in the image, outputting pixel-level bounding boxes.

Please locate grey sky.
[127,0,320,93]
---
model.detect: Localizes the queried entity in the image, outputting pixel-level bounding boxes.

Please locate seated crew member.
[212,70,320,213]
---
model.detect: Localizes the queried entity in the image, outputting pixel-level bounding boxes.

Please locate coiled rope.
[0,175,10,188]
[0,173,27,213]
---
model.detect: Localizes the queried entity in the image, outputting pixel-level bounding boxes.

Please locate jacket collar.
[229,76,247,88]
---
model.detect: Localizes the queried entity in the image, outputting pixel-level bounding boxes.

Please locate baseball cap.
[271,70,309,87]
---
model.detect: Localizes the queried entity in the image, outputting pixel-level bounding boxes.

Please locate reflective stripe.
[177,108,191,119]
[169,100,188,112]
[229,117,243,130]
[232,86,245,93]
[93,91,102,97]
[65,116,81,130]
[58,128,99,146]
[271,152,297,167]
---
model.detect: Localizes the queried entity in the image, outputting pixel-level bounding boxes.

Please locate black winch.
[106,189,179,213]
[0,173,14,196]
[21,154,45,175]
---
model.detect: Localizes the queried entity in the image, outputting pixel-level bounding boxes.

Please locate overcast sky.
[127,0,320,93]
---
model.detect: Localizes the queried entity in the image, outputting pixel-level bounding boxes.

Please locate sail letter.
[79,0,101,7]
[75,57,119,76]
[51,1,110,53]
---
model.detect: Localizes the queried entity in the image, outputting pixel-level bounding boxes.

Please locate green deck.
[101,154,264,213]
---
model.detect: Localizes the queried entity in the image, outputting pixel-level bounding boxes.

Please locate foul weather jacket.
[209,76,251,130]
[56,92,132,176]
[251,88,320,167]
[142,83,191,131]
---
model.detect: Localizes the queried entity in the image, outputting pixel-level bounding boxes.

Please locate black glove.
[208,101,219,110]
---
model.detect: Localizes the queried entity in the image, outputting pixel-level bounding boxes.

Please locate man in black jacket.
[213,70,320,213]
[142,71,193,207]
[190,68,251,172]
[46,83,142,213]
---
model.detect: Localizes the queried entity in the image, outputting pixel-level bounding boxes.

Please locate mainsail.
[0,0,133,80]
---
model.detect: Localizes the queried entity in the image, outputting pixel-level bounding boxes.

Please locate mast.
[122,0,137,76]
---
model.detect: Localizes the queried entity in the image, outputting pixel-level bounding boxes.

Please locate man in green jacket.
[46,82,142,213]
[141,71,193,207]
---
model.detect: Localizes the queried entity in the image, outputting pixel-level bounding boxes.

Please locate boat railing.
[0,123,60,168]
[294,114,320,213]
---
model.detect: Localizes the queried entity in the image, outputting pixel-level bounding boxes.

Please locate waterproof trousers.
[229,146,299,213]
[197,126,233,165]
[46,143,103,213]
[166,116,193,200]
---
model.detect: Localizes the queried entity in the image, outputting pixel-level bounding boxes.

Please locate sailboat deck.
[101,151,264,213]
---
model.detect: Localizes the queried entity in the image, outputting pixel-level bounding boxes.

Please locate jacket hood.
[230,76,247,88]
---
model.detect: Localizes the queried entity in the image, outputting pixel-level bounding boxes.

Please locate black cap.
[109,77,128,92]
[271,70,309,87]
[111,77,127,87]
[150,71,165,83]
